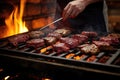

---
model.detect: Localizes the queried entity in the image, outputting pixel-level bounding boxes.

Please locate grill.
[0,27,120,77]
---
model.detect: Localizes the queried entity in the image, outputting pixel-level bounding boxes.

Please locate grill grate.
[0,41,120,65]
[0,28,120,76]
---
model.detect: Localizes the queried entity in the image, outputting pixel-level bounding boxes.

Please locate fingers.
[62,0,87,21]
[62,2,82,20]
[62,4,72,21]
[70,8,80,18]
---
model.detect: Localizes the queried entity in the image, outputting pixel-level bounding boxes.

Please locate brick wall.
[0,0,57,38]
[24,0,57,30]
[0,0,57,30]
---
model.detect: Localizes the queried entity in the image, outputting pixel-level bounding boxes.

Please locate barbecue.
[78,44,100,54]
[28,30,44,39]
[52,42,70,53]
[47,32,62,39]
[7,33,30,47]
[71,34,88,43]
[43,36,57,45]
[59,37,79,49]
[0,28,120,77]
[26,38,45,48]
[81,31,98,38]
[54,28,71,36]
[100,36,120,45]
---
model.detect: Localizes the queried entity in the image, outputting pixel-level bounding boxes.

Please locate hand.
[62,0,89,21]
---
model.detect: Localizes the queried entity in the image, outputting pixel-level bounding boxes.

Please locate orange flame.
[5,0,28,38]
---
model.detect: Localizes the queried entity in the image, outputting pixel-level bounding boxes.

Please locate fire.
[5,0,28,38]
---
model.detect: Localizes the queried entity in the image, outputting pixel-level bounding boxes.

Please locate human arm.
[62,0,101,20]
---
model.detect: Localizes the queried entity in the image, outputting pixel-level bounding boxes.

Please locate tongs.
[40,17,63,30]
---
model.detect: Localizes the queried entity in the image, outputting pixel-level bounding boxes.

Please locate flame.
[5,0,28,38]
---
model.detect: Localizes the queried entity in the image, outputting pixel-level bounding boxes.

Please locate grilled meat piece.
[52,42,70,53]
[43,37,57,45]
[28,30,44,39]
[107,33,120,43]
[93,41,116,51]
[54,28,71,36]
[100,36,120,45]
[78,44,89,48]
[47,32,62,39]
[107,33,120,40]
[78,44,99,54]
[93,41,110,47]
[71,34,88,44]
[26,38,45,48]
[81,31,98,37]
[8,33,29,46]
[59,37,79,48]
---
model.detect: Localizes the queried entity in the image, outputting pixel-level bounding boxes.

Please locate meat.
[78,44,99,54]
[71,34,88,44]
[8,33,30,46]
[43,37,57,45]
[59,37,79,48]
[54,28,71,36]
[93,41,110,48]
[93,41,115,51]
[28,30,44,39]
[100,36,120,45]
[52,42,70,53]
[81,31,98,37]
[26,38,45,48]
[47,32,62,39]
[107,33,120,40]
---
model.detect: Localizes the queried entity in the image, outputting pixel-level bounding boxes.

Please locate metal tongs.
[39,17,63,30]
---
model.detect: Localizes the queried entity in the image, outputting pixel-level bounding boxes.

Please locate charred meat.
[52,42,70,53]
[43,37,57,45]
[47,32,62,39]
[28,30,44,39]
[107,33,120,40]
[100,36,120,45]
[93,41,110,48]
[81,31,98,37]
[71,34,88,44]
[54,28,71,36]
[78,44,99,54]
[92,41,115,51]
[59,37,79,48]
[26,38,45,48]
[8,33,29,46]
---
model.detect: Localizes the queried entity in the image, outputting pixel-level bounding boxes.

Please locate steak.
[107,33,120,40]
[28,30,44,39]
[92,41,115,51]
[8,33,30,46]
[52,42,70,53]
[100,36,120,45]
[92,41,110,48]
[78,44,100,54]
[26,38,45,48]
[59,37,79,48]
[81,31,98,37]
[54,28,71,36]
[71,34,88,44]
[43,36,57,45]
[47,32,62,39]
